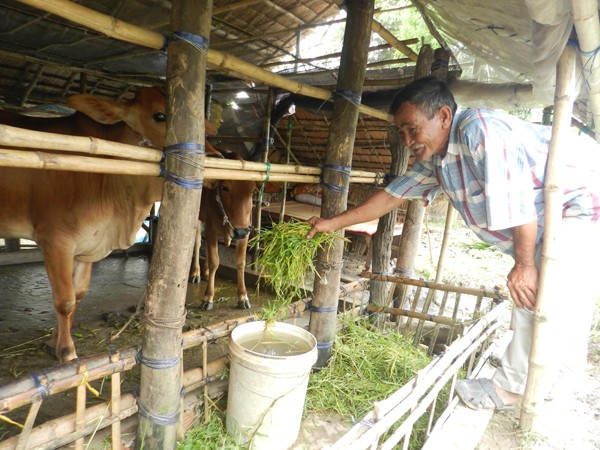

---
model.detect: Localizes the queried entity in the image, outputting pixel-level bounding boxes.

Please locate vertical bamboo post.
[135,1,211,448]
[252,88,274,263]
[279,116,293,222]
[309,0,374,368]
[390,46,434,306]
[434,203,455,283]
[520,45,578,430]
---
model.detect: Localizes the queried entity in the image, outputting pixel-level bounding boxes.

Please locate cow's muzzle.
[232,227,251,241]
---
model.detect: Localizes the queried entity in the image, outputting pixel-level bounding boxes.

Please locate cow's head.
[68,87,167,148]
[204,177,257,244]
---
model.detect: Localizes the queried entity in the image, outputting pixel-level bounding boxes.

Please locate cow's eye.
[220,185,230,193]
[153,112,166,122]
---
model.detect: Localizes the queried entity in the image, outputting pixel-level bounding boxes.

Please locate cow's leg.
[42,243,79,362]
[190,220,202,283]
[201,236,218,311]
[235,237,251,309]
[71,260,93,329]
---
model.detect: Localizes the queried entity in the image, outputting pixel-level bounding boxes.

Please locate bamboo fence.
[0,124,387,185]
[0,277,507,448]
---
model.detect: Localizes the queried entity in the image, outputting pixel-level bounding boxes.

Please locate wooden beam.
[213,0,264,15]
[371,19,418,62]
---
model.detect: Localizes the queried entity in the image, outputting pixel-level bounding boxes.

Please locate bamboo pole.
[371,19,418,62]
[520,44,578,431]
[365,304,462,327]
[0,124,164,162]
[369,44,430,318]
[362,270,508,300]
[571,0,600,141]
[0,147,388,184]
[135,1,211,447]
[309,0,375,369]
[13,0,393,123]
[434,202,455,282]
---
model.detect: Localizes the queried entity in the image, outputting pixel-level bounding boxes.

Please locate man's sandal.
[455,378,513,411]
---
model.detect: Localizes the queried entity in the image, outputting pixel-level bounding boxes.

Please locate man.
[307,76,600,410]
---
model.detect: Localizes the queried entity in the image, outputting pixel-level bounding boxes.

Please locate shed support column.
[370,45,433,321]
[309,0,374,368]
[520,44,577,431]
[392,47,448,310]
[135,1,211,448]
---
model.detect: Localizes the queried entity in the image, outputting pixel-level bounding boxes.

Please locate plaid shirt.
[385,109,600,256]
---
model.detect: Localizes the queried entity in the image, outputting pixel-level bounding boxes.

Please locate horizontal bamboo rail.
[361,271,509,300]
[0,147,387,184]
[0,124,164,162]
[0,123,389,182]
[14,0,393,122]
[365,304,463,327]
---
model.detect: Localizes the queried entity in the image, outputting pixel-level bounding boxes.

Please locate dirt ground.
[1,213,599,449]
[418,216,600,450]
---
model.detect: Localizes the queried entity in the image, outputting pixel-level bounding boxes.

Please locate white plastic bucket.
[226,320,318,449]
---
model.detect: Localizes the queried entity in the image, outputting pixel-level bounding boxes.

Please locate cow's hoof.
[189,274,201,284]
[200,301,214,311]
[237,300,251,309]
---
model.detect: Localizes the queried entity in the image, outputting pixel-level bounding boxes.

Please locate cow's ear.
[68,95,125,125]
[204,179,219,189]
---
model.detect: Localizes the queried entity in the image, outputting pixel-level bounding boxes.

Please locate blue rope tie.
[137,400,180,426]
[332,89,362,108]
[163,142,205,190]
[136,351,181,370]
[394,267,414,276]
[317,340,334,350]
[164,31,209,55]
[320,164,351,195]
[32,372,50,399]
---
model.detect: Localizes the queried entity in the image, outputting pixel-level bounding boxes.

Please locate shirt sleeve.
[384,161,442,203]
[461,114,538,230]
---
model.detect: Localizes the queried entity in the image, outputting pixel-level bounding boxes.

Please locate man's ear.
[437,105,453,129]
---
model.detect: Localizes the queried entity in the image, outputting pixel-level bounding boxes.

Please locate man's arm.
[306,190,404,238]
[506,220,539,310]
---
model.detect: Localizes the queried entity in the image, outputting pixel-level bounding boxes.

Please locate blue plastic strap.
[31,372,50,399]
[317,340,334,350]
[320,164,351,195]
[332,89,362,107]
[163,142,206,190]
[137,400,180,426]
[137,351,181,370]
[394,267,414,276]
[166,31,209,54]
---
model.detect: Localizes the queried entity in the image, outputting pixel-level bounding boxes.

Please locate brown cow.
[190,149,256,311]
[0,87,167,362]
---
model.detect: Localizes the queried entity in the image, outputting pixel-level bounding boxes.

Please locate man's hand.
[306,216,335,239]
[506,264,538,310]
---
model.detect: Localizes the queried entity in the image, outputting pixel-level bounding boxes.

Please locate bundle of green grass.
[249,220,346,303]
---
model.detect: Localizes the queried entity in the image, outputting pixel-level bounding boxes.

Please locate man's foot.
[455,378,519,411]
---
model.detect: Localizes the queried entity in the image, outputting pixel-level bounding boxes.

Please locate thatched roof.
[0,0,596,173]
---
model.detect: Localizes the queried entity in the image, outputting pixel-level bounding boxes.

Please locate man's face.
[393,102,451,161]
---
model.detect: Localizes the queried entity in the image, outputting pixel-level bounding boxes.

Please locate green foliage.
[178,411,241,450]
[250,220,347,304]
[464,242,495,251]
[305,316,431,421]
